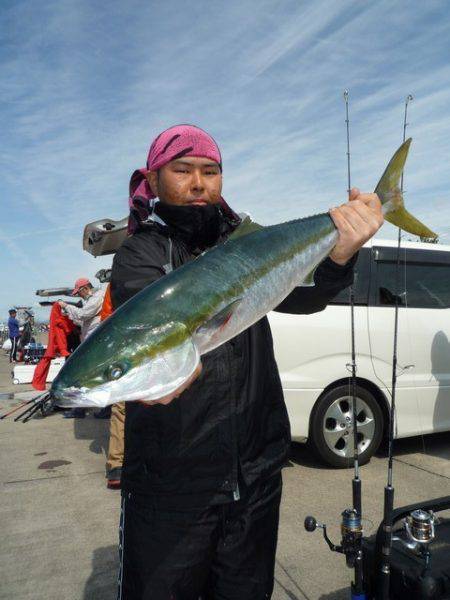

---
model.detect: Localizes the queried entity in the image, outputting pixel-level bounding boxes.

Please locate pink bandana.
[130,124,222,198]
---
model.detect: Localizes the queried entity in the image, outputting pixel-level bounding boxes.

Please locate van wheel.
[309,384,383,468]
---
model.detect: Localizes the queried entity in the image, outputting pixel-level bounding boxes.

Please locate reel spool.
[341,509,363,569]
[405,509,436,547]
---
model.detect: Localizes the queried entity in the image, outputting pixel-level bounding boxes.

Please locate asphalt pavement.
[1,347,450,600]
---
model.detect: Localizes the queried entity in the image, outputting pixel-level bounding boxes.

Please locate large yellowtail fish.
[52,139,436,407]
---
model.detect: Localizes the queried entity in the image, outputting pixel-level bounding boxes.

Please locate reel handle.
[304,516,319,532]
[304,516,341,553]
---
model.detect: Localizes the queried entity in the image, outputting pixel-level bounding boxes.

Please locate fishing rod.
[345,89,364,598]
[12,392,52,422]
[0,397,34,420]
[22,396,51,423]
[344,89,362,520]
[304,90,366,600]
[378,93,414,600]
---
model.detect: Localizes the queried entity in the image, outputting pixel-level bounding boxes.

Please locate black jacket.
[111,222,355,506]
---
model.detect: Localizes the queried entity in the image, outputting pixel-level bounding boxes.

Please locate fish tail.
[375,138,437,239]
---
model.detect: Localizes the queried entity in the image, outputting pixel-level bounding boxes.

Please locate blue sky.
[1,0,450,321]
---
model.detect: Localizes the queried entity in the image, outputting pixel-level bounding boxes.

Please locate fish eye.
[105,363,126,381]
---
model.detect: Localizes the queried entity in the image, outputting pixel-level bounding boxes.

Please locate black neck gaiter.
[153,202,235,252]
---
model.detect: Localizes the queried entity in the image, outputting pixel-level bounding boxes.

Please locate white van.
[269,239,450,467]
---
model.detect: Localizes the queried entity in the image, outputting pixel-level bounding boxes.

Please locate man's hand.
[328,188,384,266]
[58,300,67,308]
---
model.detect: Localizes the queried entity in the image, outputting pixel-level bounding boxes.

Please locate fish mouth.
[52,385,111,408]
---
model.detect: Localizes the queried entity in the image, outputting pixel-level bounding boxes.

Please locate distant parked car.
[269,238,450,467]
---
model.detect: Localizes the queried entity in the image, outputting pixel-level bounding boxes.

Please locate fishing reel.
[393,509,436,568]
[362,497,450,600]
[305,507,363,569]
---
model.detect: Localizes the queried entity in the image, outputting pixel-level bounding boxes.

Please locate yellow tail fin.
[375,139,437,239]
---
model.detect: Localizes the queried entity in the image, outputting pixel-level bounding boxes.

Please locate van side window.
[329,248,371,305]
[376,260,450,309]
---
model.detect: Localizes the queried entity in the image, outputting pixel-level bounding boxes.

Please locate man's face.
[78,286,91,300]
[10,312,16,318]
[146,157,222,206]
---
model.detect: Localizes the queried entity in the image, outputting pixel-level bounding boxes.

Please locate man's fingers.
[349,187,360,201]
[331,192,383,231]
[329,207,358,234]
[330,199,383,243]
[350,192,381,211]
[331,205,370,235]
[335,191,381,214]
[330,191,384,265]
[345,199,384,228]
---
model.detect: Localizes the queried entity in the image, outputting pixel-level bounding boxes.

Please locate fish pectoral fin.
[195,299,242,339]
[300,268,316,287]
[227,215,264,241]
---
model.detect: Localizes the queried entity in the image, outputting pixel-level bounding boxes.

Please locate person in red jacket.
[32,303,75,391]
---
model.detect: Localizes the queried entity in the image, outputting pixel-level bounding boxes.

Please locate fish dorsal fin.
[228,214,264,241]
[196,299,242,337]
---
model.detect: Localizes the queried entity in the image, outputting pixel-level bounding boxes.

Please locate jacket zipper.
[233,482,240,501]
[227,343,240,501]
[162,237,173,274]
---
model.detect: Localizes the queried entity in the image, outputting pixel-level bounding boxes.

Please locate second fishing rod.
[344,88,365,599]
[377,93,414,600]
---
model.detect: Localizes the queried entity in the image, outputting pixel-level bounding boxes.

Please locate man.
[111,125,383,600]
[7,309,20,363]
[58,278,105,418]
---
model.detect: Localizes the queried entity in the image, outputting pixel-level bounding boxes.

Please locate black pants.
[118,474,282,600]
[9,336,20,362]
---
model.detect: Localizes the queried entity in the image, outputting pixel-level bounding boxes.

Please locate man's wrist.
[328,253,352,267]
[322,252,358,274]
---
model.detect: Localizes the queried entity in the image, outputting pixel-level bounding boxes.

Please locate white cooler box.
[12,358,65,385]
